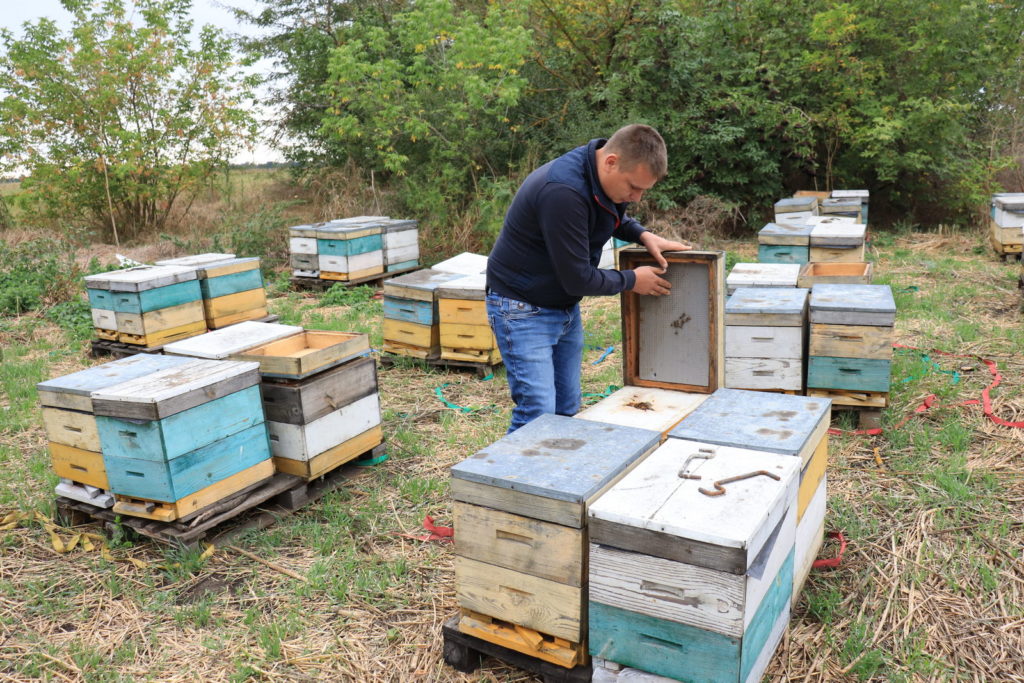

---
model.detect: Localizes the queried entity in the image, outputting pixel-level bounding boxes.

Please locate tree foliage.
[0,0,258,241]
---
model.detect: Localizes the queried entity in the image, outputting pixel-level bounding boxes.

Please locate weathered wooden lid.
[36,354,194,408]
[288,223,319,238]
[84,265,197,292]
[809,283,896,323]
[575,387,709,435]
[589,438,799,554]
[726,287,809,318]
[727,263,801,290]
[382,268,464,295]
[820,197,861,212]
[435,273,487,300]
[155,253,236,267]
[759,221,813,241]
[432,252,488,275]
[831,189,869,200]
[451,414,660,503]
[809,223,866,246]
[774,196,817,212]
[806,215,857,225]
[378,218,418,232]
[669,388,831,458]
[164,321,303,359]
[993,193,1024,212]
[314,220,383,238]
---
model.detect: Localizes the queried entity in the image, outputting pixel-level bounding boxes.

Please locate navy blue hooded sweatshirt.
[486,138,647,309]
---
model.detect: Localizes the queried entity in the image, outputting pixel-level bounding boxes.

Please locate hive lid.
[435,273,487,300]
[809,283,895,323]
[726,287,809,318]
[163,321,304,359]
[432,252,488,275]
[774,196,817,212]
[36,354,195,409]
[84,265,197,292]
[155,253,237,267]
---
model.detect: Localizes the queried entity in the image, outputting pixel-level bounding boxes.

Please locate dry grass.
[2,227,1024,681]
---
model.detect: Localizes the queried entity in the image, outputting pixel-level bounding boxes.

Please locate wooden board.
[668,388,831,467]
[809,245,866,263]
[436,274,487,301]
[457,609,587,669]
[115,300,205,336]
[37,354,195,413]
[95,327,119,341]
[201,268,264,299]
[798,435,827,521]
[386,259,420,272]
[87,287,115,310]
[432,252,488,275]
[260,355,376,425]
[438,298,487,325]
[206,307,271,330]
[84,264,197,292]
[439,323,497,351]
[91,308,116,330]
[809,223,866,247]
[41,407,101,451]
[807,387,888,408]
[589,502,794,638]
[809,284,896,326]
[725,326,802,359]
[290,237,318,254]
[196,257,259,280]
[820,197,861,213]
[290,253,318,269]
[795,475,827,605]
[383,318,439,350]
[574,387,709,437]
[49,443,108,489]
[451,414,660,528]
[809,323,893,359]
[724,287,808,327]
[454,502,585,586]
[756,223,812,246]
[774,197,817,213]
[108,280,203,315]
[383,226,419,248]
[725,358,802,391]
[154,253,236,268]
[383,339,439,360]
[588,552,792,683]
[232,330,370,379]
[382,296,436,326]
[202,288,268,321]
[112,458,274,522]
[726,263,800,292]
[55,479,114,508]
[455,556,583,643]
[272,425,383,480]
[315,224,382,240]
[796,261,872,288]
[164,321,301,359]
[96,385,264,461]
[318,233,383,256]
[319,263,385,281]
[116,319,207,348]
[90,359,261,421]
[382,268,465,302]
[103,423,272,502]
[440,346,502,364]
[385,244,419,264]
[588,438,799,573]
[266,393,380,461]
[757,245,808,265]
[806,215,857,225]
[806,356,891,392]
[620,249,724,393]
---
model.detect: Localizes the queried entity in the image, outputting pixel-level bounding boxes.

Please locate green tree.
[0,0,258,242]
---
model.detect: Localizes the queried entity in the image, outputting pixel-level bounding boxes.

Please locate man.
[486,123,690,432]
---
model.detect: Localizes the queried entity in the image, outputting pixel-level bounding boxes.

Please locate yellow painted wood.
[202,288,267,320]
[233,330,370,377]
[454,502,585,586]
[441,346,502,364]
[111,458,275,522]
[455,556,583,642]
[798,435,828,521]
[207,307,269,329]
[117,320,207,347]
[272,425,382,480]
[383,318,438,349]
[49,443,108,489]
[458,610,587,668]
[202,259,259,278]
[809,323,893,360]
[991,219,1024,247]
[797,261,872,288]
[41,407,100,451]
[382,340,438,360]
[95,327,119,341]
[809,245,866,263]
[320,265,385,281]
[116,300,205,335]
[807,388,888,408]
[439,298,487,325]
[440,323,497,350]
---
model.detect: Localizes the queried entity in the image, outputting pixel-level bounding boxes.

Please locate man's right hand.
[630,266,671,296]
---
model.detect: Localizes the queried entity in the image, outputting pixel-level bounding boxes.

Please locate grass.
[1,225,1023,680]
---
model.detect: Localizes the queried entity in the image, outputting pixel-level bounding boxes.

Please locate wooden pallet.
[291,265,419,292]
[427,356,501,379]
[457,609,588,669]
[90,315,280,359]
[55,443,385,548]
[807,387,886,430]
[441,614,592,683]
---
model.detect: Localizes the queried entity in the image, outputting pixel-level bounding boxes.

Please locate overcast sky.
[1,0,284,164]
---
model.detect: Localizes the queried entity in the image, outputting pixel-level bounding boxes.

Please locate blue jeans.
[487,291,583,432]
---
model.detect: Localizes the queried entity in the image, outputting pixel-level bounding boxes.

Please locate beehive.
[724,287,808,392]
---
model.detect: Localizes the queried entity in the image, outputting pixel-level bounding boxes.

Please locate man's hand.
[638,231,692,270]
[630,266,672,296]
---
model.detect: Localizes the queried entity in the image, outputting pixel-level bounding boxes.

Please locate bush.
[0,237,83,315]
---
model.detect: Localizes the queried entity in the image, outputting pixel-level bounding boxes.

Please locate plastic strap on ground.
[356,452,389,467]
[582,384,619,406]
[434,383,494,414]
[812,531,847,570]
[591,345,615,365]
[397,515,453,543]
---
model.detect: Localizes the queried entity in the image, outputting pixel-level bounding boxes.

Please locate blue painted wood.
[758,245,808,265]
[36,354,194,401]
[110,280,202,314]
[450,414,659,503]
[386,259,420,272]
[104,423,271,501]
[86,288,115,309]
[807,356,891,392]
[96,385,264,462]
[382,296,436,325]
[726,288,809,317]
[200,269,264,298]
[669,388,829,458]
[589,551,793,683]
[613,237,631,248]
[317,234,383,256]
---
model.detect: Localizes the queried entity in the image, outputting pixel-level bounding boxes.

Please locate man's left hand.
[639,232,692,270]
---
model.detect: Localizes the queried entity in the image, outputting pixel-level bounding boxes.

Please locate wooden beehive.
[436,273,500,363]
[382,269,465,359]
[231,330,370,379]
[757,222,812,247]
[380,218,420,271]
[726,263,800,295]
[619,249,724,393]
[316,221,384,280]
[724,288,808,392]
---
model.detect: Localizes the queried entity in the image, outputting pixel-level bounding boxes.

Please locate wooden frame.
[619,249,724,393]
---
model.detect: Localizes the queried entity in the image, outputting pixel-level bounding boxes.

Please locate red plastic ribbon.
[812,531,847,570]
[398,515,454,543]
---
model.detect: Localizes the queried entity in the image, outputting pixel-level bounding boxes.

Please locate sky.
[1,0,284,164]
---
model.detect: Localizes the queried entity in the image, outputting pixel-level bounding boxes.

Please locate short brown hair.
[604,124,668,179]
